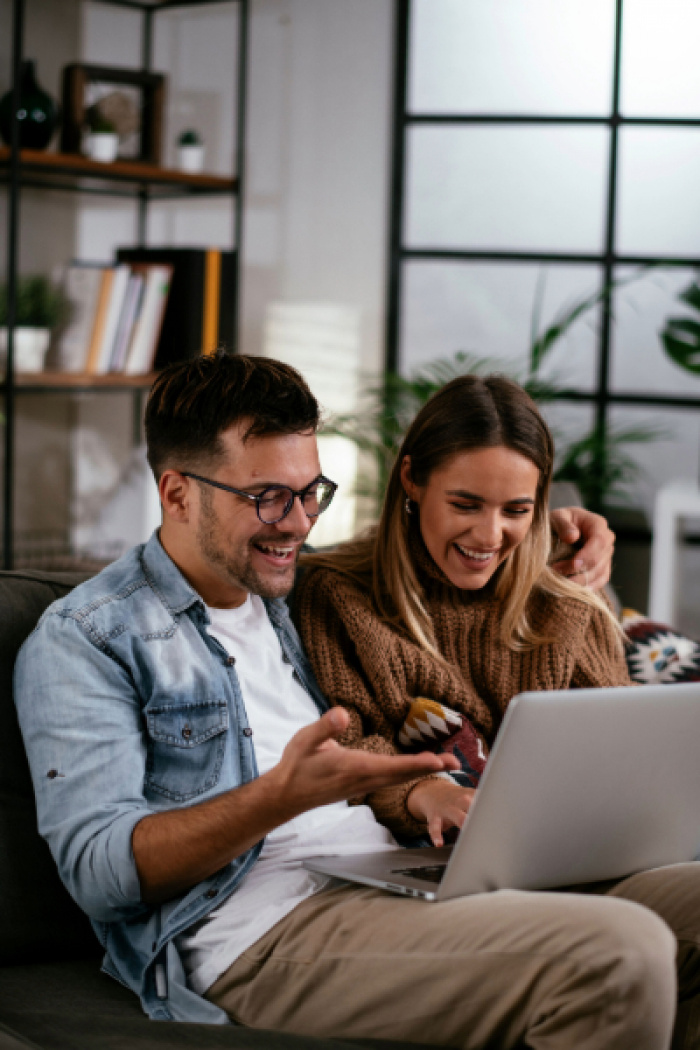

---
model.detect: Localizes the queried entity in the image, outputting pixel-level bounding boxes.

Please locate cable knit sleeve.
[293,565,435,837]
[570,597,631,689]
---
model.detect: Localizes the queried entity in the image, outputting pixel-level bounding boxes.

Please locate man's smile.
[252,540,301,566]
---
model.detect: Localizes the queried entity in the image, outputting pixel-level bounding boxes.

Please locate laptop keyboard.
[390,864,447,884]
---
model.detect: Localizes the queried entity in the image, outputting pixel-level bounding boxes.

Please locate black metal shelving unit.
[2,0,249,568]
[386,0,700,510]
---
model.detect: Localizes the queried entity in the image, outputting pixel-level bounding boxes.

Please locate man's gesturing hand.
[550,505,615,591]
[134,707,460,905]
[407,778,476,847]
[270,707,461,819]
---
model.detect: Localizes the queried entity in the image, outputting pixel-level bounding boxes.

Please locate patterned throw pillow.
[622,609,700,684]
[398,697,488,788]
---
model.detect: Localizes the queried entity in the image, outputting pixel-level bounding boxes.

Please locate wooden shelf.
[0,149,236,197]
[1,371,158,392]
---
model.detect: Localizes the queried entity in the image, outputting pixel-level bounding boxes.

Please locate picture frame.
[61,63,165,165]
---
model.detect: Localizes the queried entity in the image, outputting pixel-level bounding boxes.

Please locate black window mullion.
[385,0,411,375]
[589,0,625,507]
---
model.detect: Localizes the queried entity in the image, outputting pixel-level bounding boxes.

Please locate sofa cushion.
[0,961,437,1050]
[622,609,700,684]
[0,570,99,965]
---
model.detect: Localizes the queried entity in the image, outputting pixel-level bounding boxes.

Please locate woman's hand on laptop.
[406,778,476,847]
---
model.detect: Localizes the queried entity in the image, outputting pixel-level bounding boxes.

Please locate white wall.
[242,0,393,375]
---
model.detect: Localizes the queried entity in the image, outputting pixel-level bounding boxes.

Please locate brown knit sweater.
[293,532,630,838]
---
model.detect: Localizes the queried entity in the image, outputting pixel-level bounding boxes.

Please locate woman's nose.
[473,512,502,548]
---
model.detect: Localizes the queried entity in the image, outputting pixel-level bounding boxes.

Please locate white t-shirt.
[176,594,396,995]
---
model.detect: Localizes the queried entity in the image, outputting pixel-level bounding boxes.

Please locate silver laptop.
[304,682,700,901]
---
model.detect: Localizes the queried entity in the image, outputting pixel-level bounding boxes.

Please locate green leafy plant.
[0,275,70,329]
[178,128,202,146]
[660,277,700,375]
[552,423,659,508]
[327,272,660,514]
[86,107,116,135]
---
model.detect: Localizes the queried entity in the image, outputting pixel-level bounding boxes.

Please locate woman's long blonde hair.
[303,375,619,658]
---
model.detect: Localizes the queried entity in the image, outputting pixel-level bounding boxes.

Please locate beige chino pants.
[207,863,700,1049]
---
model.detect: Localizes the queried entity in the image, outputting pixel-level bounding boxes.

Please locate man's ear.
[159,470,193,524]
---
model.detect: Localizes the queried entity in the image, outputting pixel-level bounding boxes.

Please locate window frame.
[385,0,700,507]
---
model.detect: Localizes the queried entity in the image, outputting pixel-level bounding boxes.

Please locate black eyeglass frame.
[181,471,338,524]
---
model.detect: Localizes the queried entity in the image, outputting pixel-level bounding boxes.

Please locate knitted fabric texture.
[293,529,630,837]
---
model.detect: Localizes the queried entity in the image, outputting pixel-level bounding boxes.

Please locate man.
[15,353,695,1048]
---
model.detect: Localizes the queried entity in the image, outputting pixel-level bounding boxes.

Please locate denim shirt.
[13,532,328,1023]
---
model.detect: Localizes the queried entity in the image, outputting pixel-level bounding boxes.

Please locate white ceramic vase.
[86,133,119,163]
[177,144,205,173]
[0,326,51,373]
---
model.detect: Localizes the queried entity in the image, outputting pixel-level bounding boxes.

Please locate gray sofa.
[0,569,434,1050]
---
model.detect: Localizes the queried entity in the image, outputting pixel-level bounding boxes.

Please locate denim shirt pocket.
[145,700,229,802]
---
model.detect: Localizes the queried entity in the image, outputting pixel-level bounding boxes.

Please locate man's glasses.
[182,471,338,525]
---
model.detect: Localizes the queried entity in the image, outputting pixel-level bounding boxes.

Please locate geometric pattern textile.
[398,697,488,789]
[622,608,700,685]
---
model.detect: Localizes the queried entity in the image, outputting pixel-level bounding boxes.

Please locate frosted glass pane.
[607,406,700,519]
[410,0,614,115]
[401,261,600,391]
[610,267,700,396]
[617,129,700,256]
[622,0,700,117]
[405,126,608,252]
[541,402,596,475]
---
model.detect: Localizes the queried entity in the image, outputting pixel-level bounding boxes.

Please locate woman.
[294,375,629,847]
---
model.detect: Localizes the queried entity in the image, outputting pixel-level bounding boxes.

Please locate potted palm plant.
[0,275,70,372]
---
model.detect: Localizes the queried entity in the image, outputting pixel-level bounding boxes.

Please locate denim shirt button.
[226,656,236,667]
[205,888,218,899]
[242,727,253,737]
[181,726,192,740]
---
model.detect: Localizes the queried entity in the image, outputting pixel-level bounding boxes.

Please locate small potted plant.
[85,107,119,163]
[177,128,205,173]
[0,275,71,372]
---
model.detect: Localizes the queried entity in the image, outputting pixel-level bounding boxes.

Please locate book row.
[55,247,236,375]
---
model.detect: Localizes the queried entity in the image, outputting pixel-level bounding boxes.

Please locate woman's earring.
[404,497,413,515]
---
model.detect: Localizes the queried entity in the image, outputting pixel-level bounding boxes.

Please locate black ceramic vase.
[0,60,59,150]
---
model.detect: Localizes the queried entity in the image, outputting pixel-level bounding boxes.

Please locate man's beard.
[196,488,304,600]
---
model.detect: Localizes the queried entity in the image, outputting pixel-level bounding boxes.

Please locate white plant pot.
[86,133,119,163]
[0,327,51,373]
[177,144,205,173]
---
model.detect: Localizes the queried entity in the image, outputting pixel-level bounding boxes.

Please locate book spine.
[110,273,145,373]
[94,264,132,374]
[56,264,106,373]
[202,249,221,356]
[218,252,236,352]
[85,269,116,374]
[124,265,173,375]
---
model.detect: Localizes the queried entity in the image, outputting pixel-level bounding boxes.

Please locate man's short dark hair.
[145,351,320,480]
